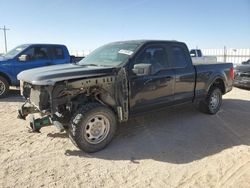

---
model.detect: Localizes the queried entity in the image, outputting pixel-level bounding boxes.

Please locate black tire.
[68,103,117,153]
[197,86,222,114]
[0,76,9,98]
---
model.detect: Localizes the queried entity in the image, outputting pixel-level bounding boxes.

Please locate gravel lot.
[0,87,250,188]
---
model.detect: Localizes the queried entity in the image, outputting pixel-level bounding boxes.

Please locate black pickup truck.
[234,59,250,88]
[17,40,234,152]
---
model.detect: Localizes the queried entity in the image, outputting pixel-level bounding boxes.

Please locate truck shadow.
[65,98,250,164]
[0,90,24,102]
[234,86,250,91]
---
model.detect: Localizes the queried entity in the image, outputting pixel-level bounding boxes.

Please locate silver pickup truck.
[190,49,217,64]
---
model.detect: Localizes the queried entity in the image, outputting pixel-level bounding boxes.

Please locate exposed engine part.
[66,76,115,90]
[99,92,116,106]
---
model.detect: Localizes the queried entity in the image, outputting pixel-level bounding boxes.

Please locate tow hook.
[17,109,26,120]
[17,101,37,120]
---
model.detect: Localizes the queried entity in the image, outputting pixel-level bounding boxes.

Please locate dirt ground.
[0,87,250,188]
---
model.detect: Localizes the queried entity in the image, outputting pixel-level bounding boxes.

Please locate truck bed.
[194,62,234,98]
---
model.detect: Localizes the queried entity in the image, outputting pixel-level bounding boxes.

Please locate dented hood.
[17,63,115,85]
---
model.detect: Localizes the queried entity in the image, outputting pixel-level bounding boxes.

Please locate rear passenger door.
[169,45,196,103]
[129,43,175,113]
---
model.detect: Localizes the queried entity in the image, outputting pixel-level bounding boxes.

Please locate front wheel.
[0,76,9,98]
[68,103,117,153]
[197,87,222,114]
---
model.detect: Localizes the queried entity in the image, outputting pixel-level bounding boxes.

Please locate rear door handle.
[46,62,53,65]
[144,79,153,85]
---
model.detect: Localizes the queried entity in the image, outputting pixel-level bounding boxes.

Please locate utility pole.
[0,26,10,53]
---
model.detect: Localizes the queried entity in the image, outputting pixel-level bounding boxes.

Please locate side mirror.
[132,64,151,76]
[242,61,247,65]
[18,54,29,62]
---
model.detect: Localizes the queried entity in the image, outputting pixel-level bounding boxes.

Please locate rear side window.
[171,47,188,68]
[53,47,65,59]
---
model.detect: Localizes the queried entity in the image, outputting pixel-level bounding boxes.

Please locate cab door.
[168,44,196,103]
[128,43,175,114]
[14,45,52,77]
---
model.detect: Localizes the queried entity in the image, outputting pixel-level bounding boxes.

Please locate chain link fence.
[201,48,250,64]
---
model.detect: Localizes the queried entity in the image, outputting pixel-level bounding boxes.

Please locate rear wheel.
[197,86,222,114]
[0,76,9,98]
[69,103,117,153]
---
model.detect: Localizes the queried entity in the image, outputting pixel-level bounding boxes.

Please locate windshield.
[4,44,29,59]
[242,59,250,65]
[78,43,140,67]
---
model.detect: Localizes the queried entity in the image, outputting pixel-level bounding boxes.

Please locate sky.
[0,0,249,54]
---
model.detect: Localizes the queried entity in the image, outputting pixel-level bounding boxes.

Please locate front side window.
[21,47,49,61]
[242,59,250,65]
[78,43,140,67]
[135,46,169,74]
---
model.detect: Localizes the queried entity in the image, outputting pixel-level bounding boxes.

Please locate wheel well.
[211,78,225,94]
[0,72,11,85]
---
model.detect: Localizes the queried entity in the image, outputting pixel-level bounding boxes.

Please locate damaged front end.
[18,81,57,132]
[18,81,50,119]
[18,68,129,132]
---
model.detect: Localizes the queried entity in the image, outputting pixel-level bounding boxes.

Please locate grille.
[29,86,50,111]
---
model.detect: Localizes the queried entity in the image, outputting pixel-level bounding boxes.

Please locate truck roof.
[21,43,67,47]
[109,39,182,45]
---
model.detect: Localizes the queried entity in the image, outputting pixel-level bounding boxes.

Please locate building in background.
[70,50,92,57]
